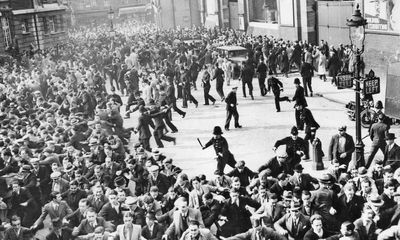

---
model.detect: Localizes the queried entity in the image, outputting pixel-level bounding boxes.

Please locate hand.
[230,104,234,107]
[339,153,347,158]
[218,152,223,157]
[162,235,168,240]
[20,202,28,207]
[116,170,122,176]
[278,229,288,235]
[62,218,69,224]
[329,207,337,215]
[296,150,303,156]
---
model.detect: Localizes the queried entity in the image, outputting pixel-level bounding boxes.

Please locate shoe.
[204,103,210,105]
[235,125,242,128]
[124,115,130,119]
[243,95,247,98]
[212,100,216,105]
[305,94,308,97]
[182,112,186,118]
[276,110,281,112]
[171,130,178,133]
[251,96,254,100]
[173,138,176,145]
[225,127,230,131]
[182,106,187,108]
[221,97,225,102]
[195,103,198,108]
[310,92,313,97]
[158,146,164,148]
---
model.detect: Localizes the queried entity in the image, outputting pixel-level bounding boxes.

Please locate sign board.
[337,74,353,89]
[363,77,380,95]
[364,0,400,33]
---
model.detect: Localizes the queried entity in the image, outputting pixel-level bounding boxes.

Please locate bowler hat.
[213,126,223,135]
[294,78,301,84]
[386,133,396,140]
[338,125,347,131]
[114,176,126,187]
[294,164,304,172]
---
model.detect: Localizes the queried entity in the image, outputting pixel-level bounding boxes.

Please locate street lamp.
[347,4,367,168]
[108,6,115,32]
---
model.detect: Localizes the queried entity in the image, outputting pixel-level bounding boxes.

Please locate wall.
[159,0,201,29]
[13,15,37,50]
[317,1,354,46]
[364,32,400,102]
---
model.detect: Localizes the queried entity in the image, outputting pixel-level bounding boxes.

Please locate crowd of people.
[0,19,399,240]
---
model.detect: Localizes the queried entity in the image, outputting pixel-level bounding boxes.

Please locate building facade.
[154,0,200,29]
[69,0,152,26]
[0,0,67,54]
[198,0,317,44]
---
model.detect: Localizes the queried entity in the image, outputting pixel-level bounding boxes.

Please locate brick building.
[0,0,67,54]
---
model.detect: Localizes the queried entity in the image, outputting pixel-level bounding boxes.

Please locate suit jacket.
[369,122,388,143]
[61,189,87,211]
[220,197,261,237]
[288,173,317,191]
[354,218,376,240]
[199,200,222,228]
[258,157,290,178]
[225,226,286,240]
[98,202,124,226]
[66,208,86,228]
[72,217,113,237]
[336,194,364,222]
[328,133,355,162]
[146,173,170,195]
[255,203,285,228]
[4,227,33,240]
[141,222,163,240]
[87,194,109,213]
[136,114,154,140]
[274,213,310,240]
[34,200,73,227]
[384,143,400,168]
[165,208,204,239]
[180,228,218,240]
[225,91,237,111]
[292,86,307,107]
[303,228,332,240]
[115,223,142,240]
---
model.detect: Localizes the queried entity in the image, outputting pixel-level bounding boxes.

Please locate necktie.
[271,206,275,218]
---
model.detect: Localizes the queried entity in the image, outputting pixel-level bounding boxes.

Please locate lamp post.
[108,6,115,33]
[346,4,367,167]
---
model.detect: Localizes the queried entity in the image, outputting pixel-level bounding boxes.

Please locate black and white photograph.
[0,0,399,239]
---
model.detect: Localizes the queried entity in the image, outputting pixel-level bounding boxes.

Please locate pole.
[354,51,365,168]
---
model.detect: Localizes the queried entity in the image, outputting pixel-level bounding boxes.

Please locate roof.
[217,46,247,51]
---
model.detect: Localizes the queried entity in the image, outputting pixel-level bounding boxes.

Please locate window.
[49,16,56,33]
[22,18,30,33]
[252,0,278,23]
[59,15,64,31]
[42,17,49,34]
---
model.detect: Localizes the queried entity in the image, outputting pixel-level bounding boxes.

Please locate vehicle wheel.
[361,109,375,128]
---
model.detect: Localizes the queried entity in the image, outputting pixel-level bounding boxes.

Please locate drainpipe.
[31,0,40,50]
[171,0,176,28]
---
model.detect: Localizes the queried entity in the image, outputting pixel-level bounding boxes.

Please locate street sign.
[337,74,353,89]
[363,77,380,95]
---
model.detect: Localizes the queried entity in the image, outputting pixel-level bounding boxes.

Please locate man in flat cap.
[328,125,355,169]
[367,114,389,168]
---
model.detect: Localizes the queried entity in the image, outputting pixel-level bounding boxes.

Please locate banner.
[364,0,400,33]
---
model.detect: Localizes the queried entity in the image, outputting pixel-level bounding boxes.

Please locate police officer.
[202,126,237,174]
